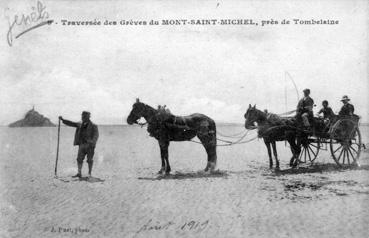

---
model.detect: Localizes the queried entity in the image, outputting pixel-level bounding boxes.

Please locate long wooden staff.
[54,118,61,177]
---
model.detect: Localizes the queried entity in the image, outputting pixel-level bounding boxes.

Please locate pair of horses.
[127,99,304,174]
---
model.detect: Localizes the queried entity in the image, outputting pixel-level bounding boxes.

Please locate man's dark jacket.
[62,119,99,146]
[339,103,355,117]
[297,96,314,114]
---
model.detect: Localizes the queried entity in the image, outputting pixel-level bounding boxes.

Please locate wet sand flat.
[0,125,368,238]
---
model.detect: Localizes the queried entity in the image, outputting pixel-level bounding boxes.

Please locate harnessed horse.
[127,98,217,174]
[244,104,301,168]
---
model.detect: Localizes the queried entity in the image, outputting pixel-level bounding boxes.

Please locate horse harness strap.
[172,116,191,130]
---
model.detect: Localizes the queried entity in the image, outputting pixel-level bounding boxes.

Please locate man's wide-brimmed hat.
[341,95,350,102]
[82,111,91,116]
[303,88,310,93]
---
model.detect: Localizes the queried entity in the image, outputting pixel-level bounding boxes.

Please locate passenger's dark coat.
[339,103,355,117]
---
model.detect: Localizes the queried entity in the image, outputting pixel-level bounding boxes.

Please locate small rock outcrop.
[9,108,56,127]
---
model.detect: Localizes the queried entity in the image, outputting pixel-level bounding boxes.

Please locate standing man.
[59,111,99,178]
[296,88,314,129]
[338,95,355,116]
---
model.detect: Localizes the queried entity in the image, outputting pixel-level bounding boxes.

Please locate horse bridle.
[130,106,147,124]
[130,104,157,124]
[245,109,260,128]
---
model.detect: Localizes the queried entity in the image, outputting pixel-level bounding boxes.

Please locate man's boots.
[72,163,83,178]
[88,161,93,177]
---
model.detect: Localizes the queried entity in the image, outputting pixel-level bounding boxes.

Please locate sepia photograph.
[0,0,368,237]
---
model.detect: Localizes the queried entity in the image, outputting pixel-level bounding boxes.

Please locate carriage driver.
[59,111,99,178]
[296,88,314,129]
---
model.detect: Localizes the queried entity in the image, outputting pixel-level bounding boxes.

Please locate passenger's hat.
[341,95,350,102]
[82,111,91,116]
[303,88,310,93]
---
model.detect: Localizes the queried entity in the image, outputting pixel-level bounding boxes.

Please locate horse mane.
[266,113,284,125]
[141,103,174,126]
[253,107,291,126]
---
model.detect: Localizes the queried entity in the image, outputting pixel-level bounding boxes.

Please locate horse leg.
[198,132,217,173]
[264,140,273,168]
[159,141,171,174]
[289,146,296,167]
[271,141,279,169]
[285,132,298,167]
[158,141,166,174]
[288,137,300,168]
[293,145,300,168]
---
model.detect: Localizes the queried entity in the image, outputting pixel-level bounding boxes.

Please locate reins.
[277,109,297,116]
[217,130,247,138]
[190,129,259,147]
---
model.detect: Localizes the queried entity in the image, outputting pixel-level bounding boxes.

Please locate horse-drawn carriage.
[244,105,363,168]
[297,115,362,166]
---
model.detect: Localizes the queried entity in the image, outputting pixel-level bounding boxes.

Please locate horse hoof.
[208,162,216,171]
[204,170,210,175]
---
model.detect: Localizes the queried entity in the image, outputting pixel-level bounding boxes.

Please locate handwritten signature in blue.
[5,1,53,47]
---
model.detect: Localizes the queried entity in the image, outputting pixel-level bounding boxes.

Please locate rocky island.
[9,107,56,127]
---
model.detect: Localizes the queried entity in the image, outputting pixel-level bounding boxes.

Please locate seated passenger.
[338,95,354,117]
[318,100,335,117]
[318,100,335,127]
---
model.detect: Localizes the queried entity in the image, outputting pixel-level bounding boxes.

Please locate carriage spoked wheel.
[298,137,320,163]
[329,119,362,167]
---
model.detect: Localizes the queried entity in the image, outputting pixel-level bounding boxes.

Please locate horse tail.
[197,116,218,171]
[210,119,217,167]
[208,118,216,138]
[197,116,217,144]
[209,119,217,151]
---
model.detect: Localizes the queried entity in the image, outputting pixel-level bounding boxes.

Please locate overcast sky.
[1,0,368,125]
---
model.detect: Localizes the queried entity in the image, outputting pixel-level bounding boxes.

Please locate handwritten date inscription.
[137,219,209,233]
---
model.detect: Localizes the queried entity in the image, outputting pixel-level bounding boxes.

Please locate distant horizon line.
[1,122,369,127]
[0,122,246,127]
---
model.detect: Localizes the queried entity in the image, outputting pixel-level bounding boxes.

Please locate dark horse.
[244,104,301,168]
[127,98,217,174]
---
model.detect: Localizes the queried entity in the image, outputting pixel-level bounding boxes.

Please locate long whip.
[54,118,61,177]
